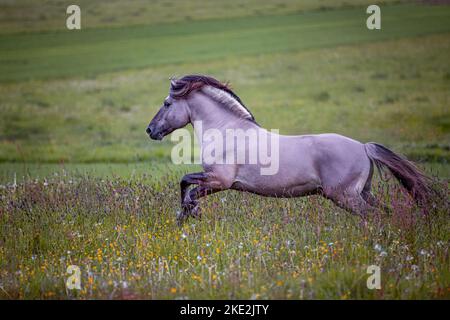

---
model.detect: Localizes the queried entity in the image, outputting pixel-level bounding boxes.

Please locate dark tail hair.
[364,142,433,206]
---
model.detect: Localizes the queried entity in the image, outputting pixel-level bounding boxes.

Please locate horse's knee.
[181,172,209,185]
[180,172,209,202]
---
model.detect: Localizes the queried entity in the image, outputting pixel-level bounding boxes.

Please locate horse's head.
[146,80,191,140]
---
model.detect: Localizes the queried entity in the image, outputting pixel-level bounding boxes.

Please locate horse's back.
[232,132,371,197]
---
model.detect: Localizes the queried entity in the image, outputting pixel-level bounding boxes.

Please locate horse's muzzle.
[146,126,163,140]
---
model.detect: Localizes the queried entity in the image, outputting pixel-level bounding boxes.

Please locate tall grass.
[0,171,448,299]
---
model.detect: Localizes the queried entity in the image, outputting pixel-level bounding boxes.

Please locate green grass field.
[0,1,449,299]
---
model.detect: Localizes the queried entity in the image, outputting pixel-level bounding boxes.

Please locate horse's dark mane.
[170,74,257,123]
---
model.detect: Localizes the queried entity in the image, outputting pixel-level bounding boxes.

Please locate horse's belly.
[231,153,320,197]
[231,178,319,198]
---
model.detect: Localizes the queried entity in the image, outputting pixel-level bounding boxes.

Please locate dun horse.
[146,75,431,224]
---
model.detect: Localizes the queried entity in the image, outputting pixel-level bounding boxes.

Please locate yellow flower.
[216,248,221,254]
[170,287,177,294]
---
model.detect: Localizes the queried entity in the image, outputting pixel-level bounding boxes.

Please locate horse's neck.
[189,97,259,134]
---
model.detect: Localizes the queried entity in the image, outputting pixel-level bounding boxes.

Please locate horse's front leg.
[178,172,221,225]
[183,186,219,218]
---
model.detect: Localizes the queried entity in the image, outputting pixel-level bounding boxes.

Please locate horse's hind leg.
[329,192,375,217]
[360,162,390,213]
[323,179,374,217]
[361,191,390,213]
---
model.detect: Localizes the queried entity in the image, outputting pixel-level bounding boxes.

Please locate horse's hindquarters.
[312,134,371,196]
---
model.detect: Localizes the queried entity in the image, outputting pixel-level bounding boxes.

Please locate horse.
[146,75,432,224]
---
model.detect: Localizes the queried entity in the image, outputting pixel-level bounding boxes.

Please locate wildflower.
[406,255,414,261]
[374,244,382,252]
[181,233,187,239]
[380,251,387,257]
[419,249,427,256]
[215,248,221,254]
[197,255,202,261]
[170,287,177,294]
[191,274,202,282]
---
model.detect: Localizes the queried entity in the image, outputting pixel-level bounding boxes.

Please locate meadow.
[0,170,448,299]
[0,1,449,299]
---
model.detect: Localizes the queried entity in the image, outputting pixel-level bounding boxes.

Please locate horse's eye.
[164,101,171,107]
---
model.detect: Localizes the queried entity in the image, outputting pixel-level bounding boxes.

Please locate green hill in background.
[0,2,449,179]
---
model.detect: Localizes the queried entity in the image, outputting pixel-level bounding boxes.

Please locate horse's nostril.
[146,127,151,134]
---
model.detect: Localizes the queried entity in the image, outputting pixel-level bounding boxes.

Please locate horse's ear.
[170,78,177,89]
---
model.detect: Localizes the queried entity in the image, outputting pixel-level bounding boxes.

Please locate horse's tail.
[364,142,433,206]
